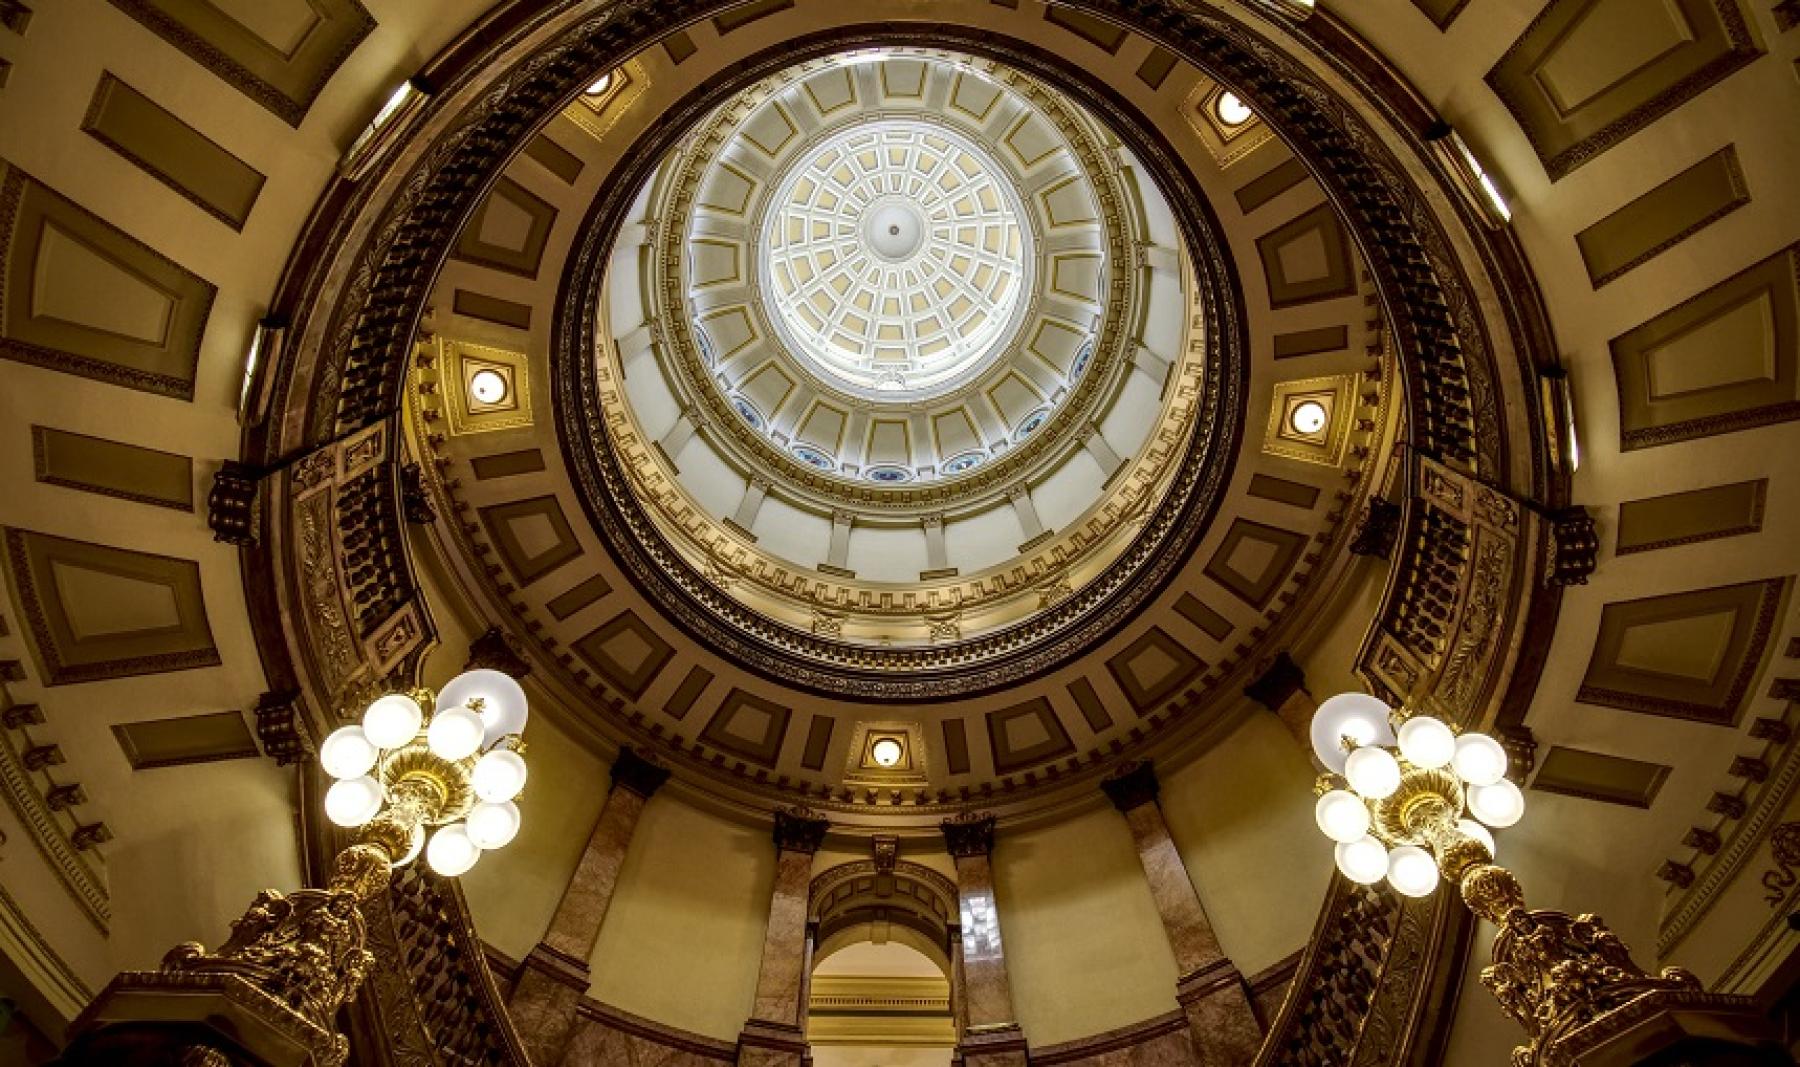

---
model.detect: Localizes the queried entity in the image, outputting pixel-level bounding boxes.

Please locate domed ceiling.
[369,10,1432,822]
[597,51,1205,660]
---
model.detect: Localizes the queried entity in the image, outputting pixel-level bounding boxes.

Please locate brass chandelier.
[1306,693,1710,1067]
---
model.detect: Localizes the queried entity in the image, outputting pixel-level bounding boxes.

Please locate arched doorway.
[809,861,960,1065]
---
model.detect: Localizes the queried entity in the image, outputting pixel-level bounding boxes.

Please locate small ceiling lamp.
[469,368,510,406]
[586,72,614,96]
[871,737,905,767]
[1215,91,1253,127]
[1288,399,1328,435]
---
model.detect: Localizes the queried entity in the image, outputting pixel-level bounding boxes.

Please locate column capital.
[610,747,671,799]
[941,812,997,858]
[1243,651,1306,712]
[464,625,532,679]
[773,806,830,854]
[1100,760,1160,812]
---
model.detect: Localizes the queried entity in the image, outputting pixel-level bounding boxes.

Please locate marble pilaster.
[508,748,670,1066]
[942,814,1026,1067]
[737,808,830,1067]
[1102,762,1262,1066]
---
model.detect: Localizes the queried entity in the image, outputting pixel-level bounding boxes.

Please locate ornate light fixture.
[67,669,534,1064]
[1308,692,1709,1065]
[319,669,530,876]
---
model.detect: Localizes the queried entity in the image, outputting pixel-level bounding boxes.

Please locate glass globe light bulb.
[1334,836,1389,885]
[1457,818,1496,859]
[1452,733,1509,786]
[319,725,378,781]
[426,824,482,877]
[1344,746,1402,799]
[1310,692,1396,772]
[1396,716,1457,770]
[437,669,530,746]
[1314,789,1371,844]
[394,824,427,867]
[362,693,423,750]
[427,705,485,761]
[1386,845,1441,898]
[871,738,904,767]
[471,749,528,803]
[1466,779,1525,828]
[323,775,384,828]
[466,801,522,850]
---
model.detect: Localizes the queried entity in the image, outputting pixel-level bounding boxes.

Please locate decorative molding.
[941,811,996,858]
[0,880,94,1022]
[772,806,829,854]
[207,461,259,545]
[464,626,532,679]
[0,716,107,932]
[609,747,671,799]
[1100,759,1160,813]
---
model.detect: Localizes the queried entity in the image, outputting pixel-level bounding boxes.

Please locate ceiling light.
[585,72,613,96]
[1289,399,1328,435]
[871,737,904,767]
[469,368,509,406]
[1215,92,1253,127]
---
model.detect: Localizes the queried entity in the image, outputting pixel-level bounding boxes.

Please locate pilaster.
[1102,761,1262,1066]
[942,813,1026,1067]
[508,747,669,1065]
[737,807,830,1067]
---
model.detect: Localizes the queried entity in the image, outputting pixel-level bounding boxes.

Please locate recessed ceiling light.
[1289,399,1328,435]
[470,368,510,406]
[1215,91,1253,127]
[871,737,904,767]
[585,72,614,96]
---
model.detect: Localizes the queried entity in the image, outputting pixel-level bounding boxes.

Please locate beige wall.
[458,712,610,963]
[585,793,776,1040]
[1160,712,1328,976]
[993,805,1180,1045]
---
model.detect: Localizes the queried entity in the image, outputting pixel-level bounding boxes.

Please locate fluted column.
[737,807,830,1067]
[508,748,670,1065]
[941,814,1026,1067]
[1101,761,1261,1066]
[1244,651,1315,751]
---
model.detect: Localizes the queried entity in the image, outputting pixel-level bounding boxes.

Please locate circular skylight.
[760,120,1033,400]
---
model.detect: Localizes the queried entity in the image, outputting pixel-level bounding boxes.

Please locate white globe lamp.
[1452,733,1509,787]
[362,693,424,749]
[472,749,527,802]
[324,776,384,828]
[1344,746,1402,799]
[320,725,379,781]
[426,824,482,877]
[1310,692,1396,772]
[466,801,522,850]
[1467,779,1526,828]
[427,705,485,761]
[1335,836,1389,884]
[437,669,529,745]
[1315,790,1372,843]
[1396,715,1457,770]
[1387,845,1441,897]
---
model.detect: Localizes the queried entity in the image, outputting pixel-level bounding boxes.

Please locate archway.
[810,861,960,1064]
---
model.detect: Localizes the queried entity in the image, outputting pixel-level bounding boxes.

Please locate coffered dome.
[594,50,1196,664]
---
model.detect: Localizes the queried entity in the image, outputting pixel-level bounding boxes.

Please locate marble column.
[1244,651,1316,751]
[1101,761,1262,1066]
[508,748,670,1065]
[737,807,830,1067]
[941,814,1027,1067]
